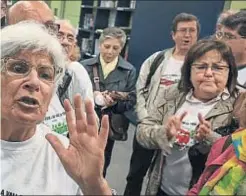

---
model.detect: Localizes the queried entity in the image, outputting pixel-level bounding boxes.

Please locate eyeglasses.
[44,21,60,35]
[215,31,246,40]
[176,28,197,35]
[192,63,229,75]
[57,32,75,44]
[1,58,63,84]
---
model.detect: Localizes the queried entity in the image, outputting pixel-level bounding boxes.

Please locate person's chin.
[12,110,44,126]
[202,88,218,98]
[180,45,191,51]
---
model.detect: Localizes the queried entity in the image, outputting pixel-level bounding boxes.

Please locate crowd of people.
[1,1,246,195]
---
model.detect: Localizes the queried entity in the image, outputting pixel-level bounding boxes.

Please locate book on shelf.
[108,10,116,27]
[100,0,115,8]
[83,14,94,30]
[130,0,136,9]
[94,39,100,55]
[81,38,93,54]
[95,29,103,34]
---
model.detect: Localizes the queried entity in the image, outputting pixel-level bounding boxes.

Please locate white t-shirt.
[67,61,94,106]
[0,123,81,195]
[44,61,94,136]
[153,56,183,106]
[159,56,183,88]
[238,67,246,87]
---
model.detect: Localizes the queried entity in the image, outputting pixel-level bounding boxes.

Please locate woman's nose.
[23,69,41,92]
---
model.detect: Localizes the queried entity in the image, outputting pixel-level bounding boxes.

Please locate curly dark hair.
[178,39,238,95]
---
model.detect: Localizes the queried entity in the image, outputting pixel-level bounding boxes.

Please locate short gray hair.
[99,27,126,47]
[1,21,67,88]
[216,9,238,26]
[55,19,77,36]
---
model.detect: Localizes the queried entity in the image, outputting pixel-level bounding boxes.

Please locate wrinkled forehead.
[57,22,76,36]
[176,20,197,29]
[12,49,53,65]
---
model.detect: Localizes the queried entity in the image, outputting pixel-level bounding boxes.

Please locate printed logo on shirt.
[160,74,180,87]
[1,189,21,196]
[174,117,197,150]
[44,112,68,135]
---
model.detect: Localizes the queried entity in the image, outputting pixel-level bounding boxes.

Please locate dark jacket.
[81,56,136,116]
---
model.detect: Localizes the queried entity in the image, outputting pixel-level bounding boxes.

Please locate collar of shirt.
[185,88,230,105]
[100,55,119,79]
[238,64,246,71]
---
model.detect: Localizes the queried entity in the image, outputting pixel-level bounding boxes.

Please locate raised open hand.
[165,111,187,141]
[46,94,111,195]
[195,113,212,141]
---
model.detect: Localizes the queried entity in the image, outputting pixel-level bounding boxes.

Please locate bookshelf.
[77,0,136,60]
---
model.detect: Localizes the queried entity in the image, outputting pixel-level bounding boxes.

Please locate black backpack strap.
[144,50,166,89]
[57,69,72,107]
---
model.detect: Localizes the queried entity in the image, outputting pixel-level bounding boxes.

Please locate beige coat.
[136,85,237,195]
[136,48,174,121]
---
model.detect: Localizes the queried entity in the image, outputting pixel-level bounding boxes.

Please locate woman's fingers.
[196,124,210,141]
[85,98,98,137]
[98,115,109,150]
[64,99,76,137]
[46,133,67,161]
[179,111,187,122]
[198,113,211,129]
[166,116,177,140]
[85,99,97,126]
[198,113,204,124]
[74,94,87,134]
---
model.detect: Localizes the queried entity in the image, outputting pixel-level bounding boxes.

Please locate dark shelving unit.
[77,0,136,60]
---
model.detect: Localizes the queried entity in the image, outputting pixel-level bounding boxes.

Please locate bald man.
[8,1,94,136]
[8,1,53,24]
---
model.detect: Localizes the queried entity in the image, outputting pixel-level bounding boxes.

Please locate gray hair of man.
[55,19,77,36]
[99,27,127,47]
[216,9,238,29]
[1,21,67,92]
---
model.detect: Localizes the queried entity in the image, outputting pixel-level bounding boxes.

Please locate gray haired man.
[217,10,246,87]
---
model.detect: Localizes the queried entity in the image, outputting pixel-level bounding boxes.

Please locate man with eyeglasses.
[1,0,7,28]
[44,19,94,136]
[215,9,238,32]
[8,1,94,136]
[124,13,199,196]
[216,10,246,88]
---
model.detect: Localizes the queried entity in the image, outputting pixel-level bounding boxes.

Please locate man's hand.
[46,94,112,195]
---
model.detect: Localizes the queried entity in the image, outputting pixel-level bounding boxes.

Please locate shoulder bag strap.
[92,64,100,91]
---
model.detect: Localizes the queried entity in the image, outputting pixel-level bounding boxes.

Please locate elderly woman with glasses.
[1,22,112,195]
[136,39,239,196]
